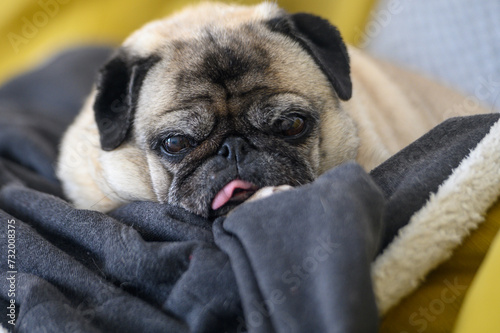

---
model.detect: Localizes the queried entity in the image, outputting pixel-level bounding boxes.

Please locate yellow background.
[0,0,375,85]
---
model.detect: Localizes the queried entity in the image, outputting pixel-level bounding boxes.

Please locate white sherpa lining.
[372,118,500,314]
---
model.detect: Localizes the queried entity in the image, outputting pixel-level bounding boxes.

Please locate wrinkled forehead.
[168,26,276,112]
[142,23,331,106]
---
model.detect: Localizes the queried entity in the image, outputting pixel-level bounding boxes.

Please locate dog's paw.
[246,185,293,203]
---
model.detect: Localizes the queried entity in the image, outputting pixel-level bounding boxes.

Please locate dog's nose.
[218,137,249,163]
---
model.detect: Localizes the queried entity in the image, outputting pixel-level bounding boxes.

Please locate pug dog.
[57,2,486,218]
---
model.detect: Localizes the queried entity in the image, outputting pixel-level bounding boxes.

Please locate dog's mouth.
[211,179,259,211]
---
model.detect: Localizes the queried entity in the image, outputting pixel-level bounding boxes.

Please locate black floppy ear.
[93,50,160,151]
[267,13,352,101]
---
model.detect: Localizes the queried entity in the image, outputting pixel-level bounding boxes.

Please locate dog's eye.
[163,136,192,154]
[278,116,306,137]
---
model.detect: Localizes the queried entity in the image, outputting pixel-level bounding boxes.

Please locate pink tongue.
[211,180,256,211]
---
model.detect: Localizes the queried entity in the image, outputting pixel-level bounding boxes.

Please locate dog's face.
[89,3,359,218]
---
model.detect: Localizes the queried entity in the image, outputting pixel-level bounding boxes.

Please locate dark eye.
[278,116,306,137]
[163,136,193,154]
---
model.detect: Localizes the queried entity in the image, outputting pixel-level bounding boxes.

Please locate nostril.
[218,144,230,158]
[217,137,249,162]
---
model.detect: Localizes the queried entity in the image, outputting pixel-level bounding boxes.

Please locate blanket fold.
[371,114,500,250]
[214,163,384,333]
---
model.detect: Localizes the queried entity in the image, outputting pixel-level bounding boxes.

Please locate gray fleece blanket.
[0,47,498,333]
